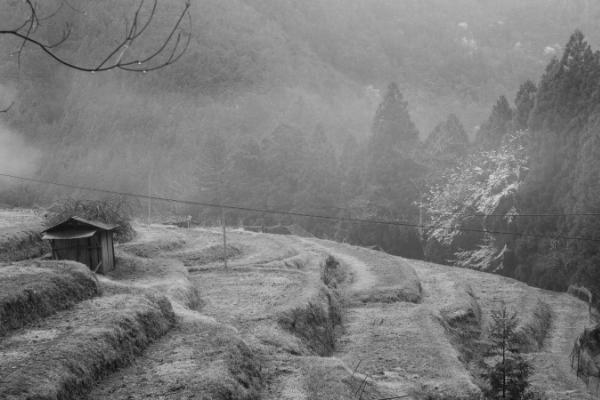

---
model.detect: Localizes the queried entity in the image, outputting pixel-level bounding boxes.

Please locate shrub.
[518,300,553,352]
[0,227,49,262]
[569,256,600,309]
[45,197,135,242]
[321,255,346,288]
[567,285,593,305]
[571,324,600,384]
[278,289,343,356]
[482,304,536,400]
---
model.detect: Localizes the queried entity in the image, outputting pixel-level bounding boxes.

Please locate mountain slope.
[3,0,600,204]
[0,205,595,399]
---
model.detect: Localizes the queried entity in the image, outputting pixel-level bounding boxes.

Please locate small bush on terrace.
[321,255,346,288]
[46,197,135,242]
[518,300,553,353]
[571,324,600,385]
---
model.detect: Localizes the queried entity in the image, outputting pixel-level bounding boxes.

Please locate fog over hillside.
[1,0,600,249]
[3,1,600,398]
[0,124,39,177]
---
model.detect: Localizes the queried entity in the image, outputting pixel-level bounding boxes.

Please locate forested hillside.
[424,31,600,308]
[3,1,600,264]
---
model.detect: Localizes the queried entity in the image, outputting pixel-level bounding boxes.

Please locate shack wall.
[89,236,98,270]
[106,233,114,272]
[99,231,110,274]
[52,238,92,268]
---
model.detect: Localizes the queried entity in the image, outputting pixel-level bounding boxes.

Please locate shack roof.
[42,216,118,234]
[42,229,97,240]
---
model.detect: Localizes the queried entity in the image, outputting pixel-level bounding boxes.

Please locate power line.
[429,211,600,217]
[310,203,600,218]
[2,172,600,243]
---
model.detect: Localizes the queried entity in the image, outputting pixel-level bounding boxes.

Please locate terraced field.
[0,208,47,261]
[0,216,596,399]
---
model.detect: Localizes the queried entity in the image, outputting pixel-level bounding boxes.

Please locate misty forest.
[1,1,600,400]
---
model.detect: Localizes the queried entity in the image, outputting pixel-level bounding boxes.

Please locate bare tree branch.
[0,102,14,113]
[62,0,85,15]
[1,0,192,73]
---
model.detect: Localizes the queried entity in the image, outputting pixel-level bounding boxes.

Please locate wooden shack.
[42,216,117,274]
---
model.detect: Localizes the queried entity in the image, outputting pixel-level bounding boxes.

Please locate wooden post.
[222,206,227,269]
[147,170,152,225]
[418,200,423,237]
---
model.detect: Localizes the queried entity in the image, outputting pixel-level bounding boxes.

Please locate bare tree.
[0,0,192,73]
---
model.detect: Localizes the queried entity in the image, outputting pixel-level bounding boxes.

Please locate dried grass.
[321,255,348,289]
[0,261,98,336]
[438,283,483,365]
[103,253,203,310]
[518,300,553,352]
[571,324,600,386]
[0,226,48,262]
[45,198,135,242]
[118,237,186,258]
[351,285,423,304]
[278,288,343,357]
[0,294,176,400]
[568,285,593,307]
[174,243,242,267]
[303,357,389,400]
[312,242,423,305]
[87,315,262,400]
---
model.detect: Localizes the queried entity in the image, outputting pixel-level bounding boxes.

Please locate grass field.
[0,210,596,399]
[0,261,98,336]
[0,294,175,400]
[0,209,47,262]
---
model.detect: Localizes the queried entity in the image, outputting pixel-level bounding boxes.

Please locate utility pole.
[219,166,227,269]
[221,206,227,269]
[418,200,423,237]
[147,170,152,225]
[410,178,423,237]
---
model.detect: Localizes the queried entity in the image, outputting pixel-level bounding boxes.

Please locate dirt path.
[308,241,479,399]
[405,259,595,400]
[312,245,378,293]
[299,240,595,399]
[526,292,594,399]
[86,228,327,400]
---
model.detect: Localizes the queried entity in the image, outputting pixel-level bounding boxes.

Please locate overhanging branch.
[0,0,192,73]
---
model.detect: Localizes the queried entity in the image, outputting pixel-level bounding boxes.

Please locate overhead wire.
[309,203,600,218]
[2,172,600,243]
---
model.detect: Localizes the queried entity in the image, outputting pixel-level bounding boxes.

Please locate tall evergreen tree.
[339,134,364,200]
[425,113,469,160]
[370,82,419,156]
[528,30,599,134]
[521,30,600,224]
[359,82,424,258]
[260,124,308,214]
[483,305,533,400]
[367,82,421,188]
[513,80,537,131]
[296,125,341,236]
[476,95,514,149]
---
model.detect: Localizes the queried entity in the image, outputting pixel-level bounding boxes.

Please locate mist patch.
[0,123,40,180]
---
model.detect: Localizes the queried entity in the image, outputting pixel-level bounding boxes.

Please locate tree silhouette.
[513,80,537,131]
[0,0,191,73]
[476,95,513,149]
[483,304,533,400]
